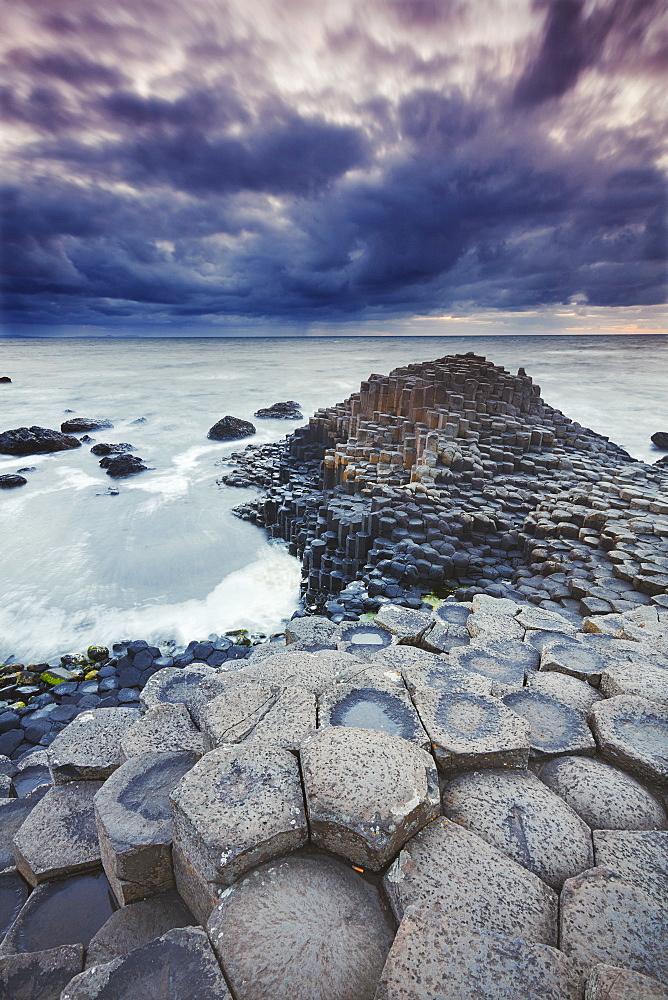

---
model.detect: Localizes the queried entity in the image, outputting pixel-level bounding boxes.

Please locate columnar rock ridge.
[229,353,668,618]
[0,596,667,998]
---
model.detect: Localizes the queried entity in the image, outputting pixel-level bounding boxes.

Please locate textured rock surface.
[502,689,596,756]
[208,416,256,441]
[207,854,394,1000]
[0,869,31,944]
[0,943,84,1000]
[47,709,140,782]
[200,676,279,749]
[599,661,668,705]
[300,726,439,869]
[139,663,216,713]
[243,648,354,696]
[0,426,81,456]
[0,800,37,872]
[318,671,429,748]
[593,830,668,903]
[120,702,205,759]
[527,670,604,713]
[85,890,196,968]
[585,963,668,1000]
[540,641,607,685]
[590,696,668,786]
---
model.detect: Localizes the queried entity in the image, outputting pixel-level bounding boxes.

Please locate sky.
[0,0,666,336]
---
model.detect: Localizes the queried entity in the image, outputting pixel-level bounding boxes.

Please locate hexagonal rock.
[243,649,355,696]
[61,927,232,1000]
[172,840,222,926]
[299,726,439,870]
[13,780,103,886]
[187,671,241,728]
[402,660,493,699]
[466,611,524,642]
[285,615,340,646]
[368,645,446,672]
[584,963,668,1000]
[593,830,668,904]
[375,908,581,1000]
[206,855,394,1000]
[0,799,38,872]
[419,620,470,654]
[244,685,316,752]
[120,702,205,760]
[590,696,668,786]
[94,750,199,905]
[502,689,596,757]
[560,867,668,985]
[375,604,433,642]
[0,943,84,1000]
[85,889,195,968]
[527,670,604,714]
[170,745,307,891]
[200,676,278,749]
[472,593,520,616]
[318,670,429,749]
[383,817,557,944]
[538,757,667,831]
[442,769,593,890]
[516,606,578,634]
[540,640,607,685]
[139,662,216,713]
[410,689,530,774]
[450,643,531,694]
[600,661,668,705]
[47,708,140,782]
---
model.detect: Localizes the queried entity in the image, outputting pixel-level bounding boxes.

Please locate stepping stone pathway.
[538,756,667,830]
[207,855,394,1000]
[95,750,199,905]
[120,702,205,759]
[0,943,84,1000]
[383,817,557,944]
[590,695,668,786]
[47,708,140,782]
[85,889,195,968]
[442,768,593,889]
[502,689,596,756]
[299,726,439,869]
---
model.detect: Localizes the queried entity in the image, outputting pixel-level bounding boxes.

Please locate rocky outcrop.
[60,418,114,434]
[207,415,256,440]
[254,400,303,419]
[98,454,147,478]
[0,475,27,488]
[651,432,668,450]
[0,426,81,455]
[90,443,133,456]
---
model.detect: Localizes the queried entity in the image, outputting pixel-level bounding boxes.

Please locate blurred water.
[0,334,666,661]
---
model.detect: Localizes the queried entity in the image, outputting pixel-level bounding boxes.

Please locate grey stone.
[432,601,472,625]
[466,611,524,641]
[318,669,429,748]
[0,777,13,799]
[120,702,205,759]
[172,840,221,926]
[410,689,530,774]
[139,663,216,713]
[560,866,668,985]
[375,908,581,1000]
[0,800,36,872]
[593,830,668,904]
[243,649,356,696]
[502,689,596,756]
[600,661,668,705]
[244,685,316,752]
[207,854,394,1000]
[170,744,307,889]
[94,751,199,905]
[85,889,195,968]
[419,620,470,654]
[585,963,668,1000]
[538,756,667,830]
[200,676,279,749]
[0,759,17,780]
[61,927,232,999]
[186,671,242,728]
[402,660,493,699]
[442,768,593,889]
[47,709,140,782]
[472,593,520,616]
[0,943,83,1000]
[368,645,446,672]
[527,670,604,713]
[449,643,530,694]
[516,607,579,634]
[0,870,30,944]
[375,604,433,642]
[383,817,557,944]
[590,696,668,786]
[540,640,607,685]
[13,781,103,886]
[285,616,340,646]
[300,726,439,870]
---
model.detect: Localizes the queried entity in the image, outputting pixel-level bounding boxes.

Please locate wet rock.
[61,927,232,1000]
[170,745,307,895]
[13,781,103,885]
[206,854,394,1000]
[540,640,607,685]
[207,416,256,441]
[0,474,27,488]
[48,708,140,782]
[585,963,668,1000]
[0,426,81,456]
[99,454,147,478]
[411,689,530,774]
[319,671,429,748]
[383,817,557,943]
[285,615,340,646]
[299,726,439,869]
[593,830,668,903]
[254,400,303,419]
[85,889,195,968]
[0,943,84,1000]
[0,377,10,383]
[590,695,668,786]
[140,663,216,713]
[527,670,603,713]
[538,756,667,831]
[90,443,133,456]
[337,622,392,655]
[502,689,596,756]
[94,751,199,905]
[442,768,593,889]
[599,660,668,705]
[375,907,580,1000]
[0,799,37,871]
[651,432,668,450]
[0,870,30,943]
[60,418,113,434]
[375,604,432,643]
[450,642,529,693]
[120,702,205,759]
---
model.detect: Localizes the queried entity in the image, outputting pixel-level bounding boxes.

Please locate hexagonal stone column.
[318,667,429,748]
[442,768,593,889]
[48,709,140,782]
[139,663,216,712]
[200,676,279,749]
[95,750,199,905]
[375,604,432,642]
[0,944,84,1000]
[206,855,394,1000]
[299,727,439,870]
[540,641,606,685]
[502,689,596,757]
[593,830,668,903]
[450,640,535,694]
[120,703,205,759]
[85,890,195,968]
[590,696,668,786]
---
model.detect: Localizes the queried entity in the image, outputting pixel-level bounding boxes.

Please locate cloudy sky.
[1,0,666,335]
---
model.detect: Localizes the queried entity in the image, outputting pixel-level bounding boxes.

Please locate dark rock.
[0,475,27,488]
[0,943,84,1000]
[0,377,11,384]
[0,426,81,456]
[207,416,256,441]
[651,431,668,450]
[90,443,132,456]
[84,890,195,968]
[0,870,31,944]
[60,418,113,434]
[99,454,147,478]
[253,400,303,419]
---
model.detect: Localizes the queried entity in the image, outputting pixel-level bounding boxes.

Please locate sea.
[1,334,666,663]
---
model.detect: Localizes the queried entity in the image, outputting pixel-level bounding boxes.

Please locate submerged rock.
[60,418,113,434]
[98,454,147,478]
[0,426,81,456]
[208,416,256,440]
[254,400,303,419]
[0,377,11,384]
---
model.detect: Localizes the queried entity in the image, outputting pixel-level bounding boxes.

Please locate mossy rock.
[87,645,109,663]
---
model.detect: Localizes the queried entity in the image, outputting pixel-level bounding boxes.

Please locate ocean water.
[1,334,666,662]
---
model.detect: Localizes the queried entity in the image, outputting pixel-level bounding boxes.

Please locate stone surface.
[61,417,113,433]
[375,907,580,1000]
[540,640,607,685]
[411,688,530,773]
[200,676,279,749]
[442,768,593,889]
[585,963,668,1000]
[449,643,527,693]
[318,671,429,748]
[0,800,36,872]
[254,400,303,419]
[383,817,557,943]
[539,756,667,831]
[208,415,256,441]
[207,854,394,1000]
[94,751,198,905]
[0,943,84,1000]
[375,604,433,642]
[503,689,596,756]
[0,870,30,944]
[120,702,205,759]
[61,927,232,999]
[0,426,81,456]
[85,890,195,968]
[243,649,353,696]
[593,830,668,903]
[243,685,316,752]
[13,781,103,886]
[466,611,524,641]
[527,670,604,713]
[170,744,307,889]
[285,616,340,646]
[139,663,216,713]
[600,660,668,705]
[516,607,578,634]
[48,709,140,782]
[402,660,493,699]
[590,695,668,786]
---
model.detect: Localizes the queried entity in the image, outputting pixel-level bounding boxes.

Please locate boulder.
[383,817,557,944]
[0,943,84,1000]
[299,726,439,869]
[47,708,140,782]
[590,696,668,786]
[442,768,593,889]
[60,418,113,434]
[84,889,195,968]
[0,426,81,456]
[585,963,668,999]
[651,432,668,450]
[90,443,133,456]
[502,689,596,756]
[94,751,199,905]
[253,400,303,419]
[0,475,27,488]
[207,416,256,441]
[206,855,394,1000]
[99,454,147,478]
[119,702,205,759]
